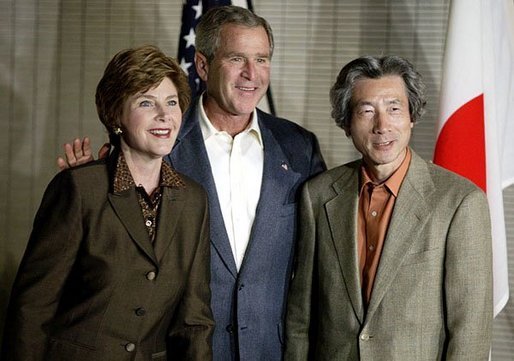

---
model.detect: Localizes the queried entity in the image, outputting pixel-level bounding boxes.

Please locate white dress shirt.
[198,96,264,271]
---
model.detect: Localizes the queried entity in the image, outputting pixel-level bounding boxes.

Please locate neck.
[365,166,392,184]
[364,148,409,183]
[121,149,162,195]
[203,97,253,137]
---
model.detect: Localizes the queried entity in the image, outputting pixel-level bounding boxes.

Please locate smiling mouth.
[149,129,171,136]
[375,140,393,145]
[236,86,257,91]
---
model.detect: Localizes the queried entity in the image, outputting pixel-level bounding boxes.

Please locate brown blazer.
[1,151,214,361]
[285,151,493,361]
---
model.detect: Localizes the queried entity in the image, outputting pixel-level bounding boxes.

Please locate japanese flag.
[434,0,514,316]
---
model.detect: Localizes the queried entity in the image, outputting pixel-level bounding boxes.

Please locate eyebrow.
[353,100,373,107]
[224,52,270,59]
[354,98,403,107]
[134,93,179,99]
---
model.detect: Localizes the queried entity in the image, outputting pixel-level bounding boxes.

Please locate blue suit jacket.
[165,100,325,361]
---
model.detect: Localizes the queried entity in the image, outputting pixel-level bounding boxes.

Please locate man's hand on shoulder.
[56,137,110,170]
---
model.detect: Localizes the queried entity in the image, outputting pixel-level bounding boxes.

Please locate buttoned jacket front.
[2,150,214,361]
[285,151,493,361]
[167,99,325,361]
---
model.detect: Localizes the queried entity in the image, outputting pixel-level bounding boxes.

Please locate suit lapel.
[153,186,185,263]
[238,123,301,273]
[365,153,433,321]
[325,163,364,323]
[170,102,238,277]
[108,190,158,266]
[170,103,216,189]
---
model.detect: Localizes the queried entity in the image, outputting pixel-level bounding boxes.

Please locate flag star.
[192,2,202,20]
[183,28,196,49]
[180,58,192,73]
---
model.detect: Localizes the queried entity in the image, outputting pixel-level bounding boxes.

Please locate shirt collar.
[198,93,263,148]
[359,147,412,197]
[113,151,185,194]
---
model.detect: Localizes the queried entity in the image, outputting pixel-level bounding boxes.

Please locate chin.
[236,98,260,110]
[152,147,173,158]
[231,105,256,116]
[159,149,173,157]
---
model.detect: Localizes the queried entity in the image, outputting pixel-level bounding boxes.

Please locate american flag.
[178,0,234,97]
[177,0,276,115]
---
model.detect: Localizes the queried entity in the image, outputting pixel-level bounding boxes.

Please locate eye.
[168,99,178,106]
[139,100,153,107]
[256,58,268,64]
[390,106,402,113]
[231,56,244,63]
[358,108,374,116]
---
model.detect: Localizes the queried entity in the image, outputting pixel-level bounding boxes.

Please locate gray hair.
[195,5,274,63]
[330,55,426,130]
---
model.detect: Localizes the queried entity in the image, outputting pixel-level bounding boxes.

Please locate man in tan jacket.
[285,55,492,361]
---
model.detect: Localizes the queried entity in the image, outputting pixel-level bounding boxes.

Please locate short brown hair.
[96,45,190,144]
[196,5,274,63]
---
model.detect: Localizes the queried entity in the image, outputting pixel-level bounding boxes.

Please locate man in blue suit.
[58,6,325,361]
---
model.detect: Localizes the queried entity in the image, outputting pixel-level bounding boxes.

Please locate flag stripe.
[434,0,512,317]
[178,0,232,97]
[434,94,486,191]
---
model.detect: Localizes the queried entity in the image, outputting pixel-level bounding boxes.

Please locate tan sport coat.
[2,151,214,361]
[285,150,493,361]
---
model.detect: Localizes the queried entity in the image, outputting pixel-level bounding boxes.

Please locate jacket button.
[135,307,146,316]
[226,325,233,334]
[146,271,156,280]
[360,333,370,341]
[125,342,136,352]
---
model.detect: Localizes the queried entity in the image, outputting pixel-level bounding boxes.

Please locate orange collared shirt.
[358,148,412,306]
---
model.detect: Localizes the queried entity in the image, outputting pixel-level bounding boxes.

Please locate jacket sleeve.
[308,131,327,178]
[444,188,493,360]
[1,171,83,361]
[284,183,316,361]
[167,191,214,360]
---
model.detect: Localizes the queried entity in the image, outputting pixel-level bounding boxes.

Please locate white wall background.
[1,0,513,357]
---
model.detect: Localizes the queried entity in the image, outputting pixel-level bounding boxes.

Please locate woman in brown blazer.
[1,45,214,361]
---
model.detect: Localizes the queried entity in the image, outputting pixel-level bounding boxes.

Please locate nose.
[241,60,256,80]
[373,111,390,134]
[155,103,170,122]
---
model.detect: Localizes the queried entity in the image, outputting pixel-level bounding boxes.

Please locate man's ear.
[195,52,209,81]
